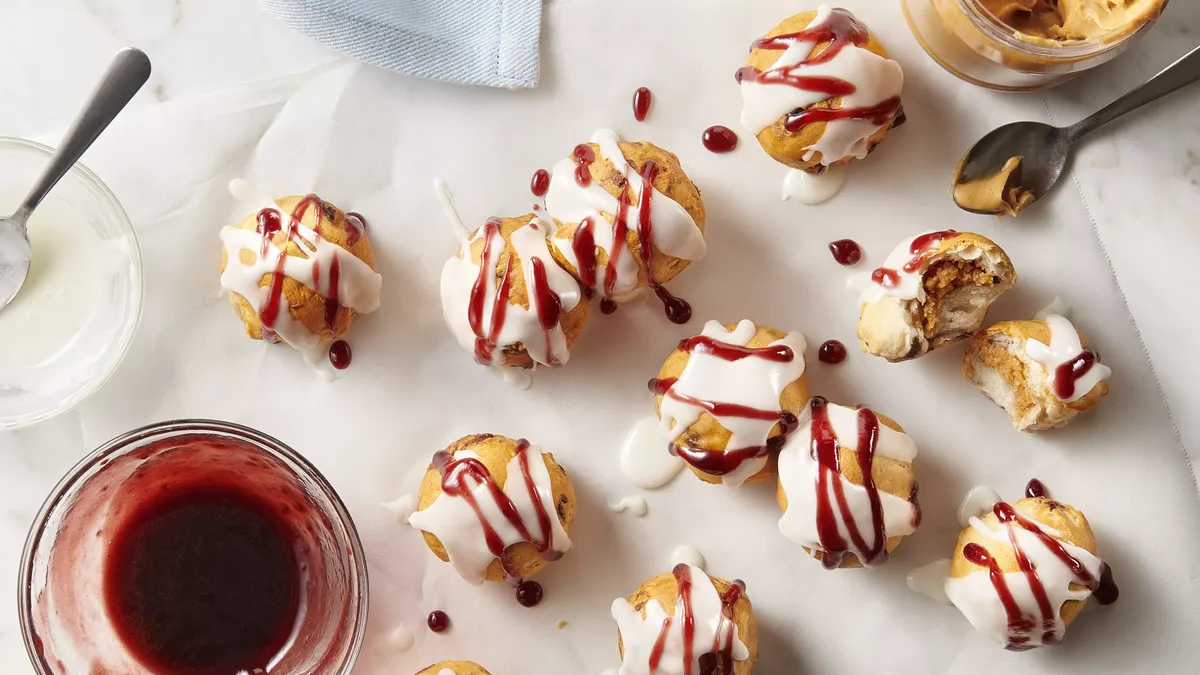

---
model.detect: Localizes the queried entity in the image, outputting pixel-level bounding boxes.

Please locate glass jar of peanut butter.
[902,0,1168,91]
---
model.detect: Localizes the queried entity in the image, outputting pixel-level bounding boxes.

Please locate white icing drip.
[387,623,415,651]
[958,485,1001,527]
[782,166,845,204]
[407,445,571,585]
[777,400,919,563]
[433,177,472,245]
[501,367,533,390]
[659,319,807,487]
[612,565,749,675]
[220,180,382,366]
[945,501,1106,649]
[380,493,417,524]
[439,216,582,368]
[738,5,903,164]
[545,129,705,299]
[670,546,706,571]
[847,230,954,306]
[620,416,685,489]
[1035,297,1072,320]
[1025,314,1112,403]
[907,559,952,604]
[608,496,648,517]
[438,669,455,675]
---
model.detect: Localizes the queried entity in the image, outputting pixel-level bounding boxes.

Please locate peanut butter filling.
[921,260,996,333]
[981,0,1163,42]
[953,156,1036,217]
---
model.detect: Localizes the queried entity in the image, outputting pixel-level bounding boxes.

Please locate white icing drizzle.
[944,499,1108,649]
[620,416,685,489]
[906,559,952,604]
[777,399,919,566]
[782,165,845,204]
[738,5,903,165]
[440,215,583,368]
[612,565,749,675]
[220,179,382,366]
[847,230,959,306]
[501,367,533,390]
[380,493,417,524]
[387,623,415,651]
[607,496,648,517]
[1025,314,1112,403]
[1034,297,1072,321]
[407,442,571,585]
[958,485,1001,527]
[544,129,706,301]
[670,546,706,571]
[438,669,455,675]
[658,319,807,487]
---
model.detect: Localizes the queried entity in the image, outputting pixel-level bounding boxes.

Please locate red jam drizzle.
[870,230,957,289]
[516,579,544,608]
[328,340,352,370]
[818,340,847,364]
[1025,478,1047,499]
[1053,350,1098,400]
[828,239,861,266]
[734,9,901,133]
[646,564,745,675]
[255,195,323,341]
[572,144,596,187]
[530,257,564,366]
[701,126,739,153]
[531,168,551,197]
[647,336,798,476]
[633,87,653,122]
[345,211,367,246]
[964,501,1119,650]
[466,219,514,366]
[427,610,450,633]
[431,440,563,583]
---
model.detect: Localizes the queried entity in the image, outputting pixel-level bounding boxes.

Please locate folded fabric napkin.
[259,0,543,88]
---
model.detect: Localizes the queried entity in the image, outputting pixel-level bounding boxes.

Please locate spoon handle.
[1069,43,1200,141]
[13,48,151,228]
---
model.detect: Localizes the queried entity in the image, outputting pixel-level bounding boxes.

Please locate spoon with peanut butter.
[953,43,1200,217]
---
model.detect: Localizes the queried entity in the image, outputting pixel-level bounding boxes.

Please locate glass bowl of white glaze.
[0,137,142,430]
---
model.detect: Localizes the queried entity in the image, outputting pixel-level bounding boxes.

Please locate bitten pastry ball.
[651,320,809,487]
[544,130,707,312]
[219,191,382,363]
[612,564,758,674]
[416,662,491,675]
[737,7,904,171]
[964,315,1111,431]
[776,398,921,568]
[441,214,588,369]
[851,231,1015,362]
[408,434,576,584]
[945,492,1118,649]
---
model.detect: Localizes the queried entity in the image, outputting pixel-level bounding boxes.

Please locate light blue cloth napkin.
[259,0,543,88]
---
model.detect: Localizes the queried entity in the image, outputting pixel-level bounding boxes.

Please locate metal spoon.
[953,43,1200,215]
[0,48,151,312]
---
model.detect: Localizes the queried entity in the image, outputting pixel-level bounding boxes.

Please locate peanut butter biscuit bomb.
[650,320,809,487]
[416,662,491,675]
[850,231,1016,362]
[219,181,382,369]
[776,398,921,568]
[408,434,575,588]
[737,6,904,203]
[946,486,1118,649]
[544,130,707,323]
[613,564,758,674]
[441,214,589,370]
[964,315,1111,430]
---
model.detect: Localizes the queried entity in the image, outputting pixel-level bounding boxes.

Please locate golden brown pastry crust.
[963,319,1109,431]
[549,141,706,291]
[415,434,576,582]
[219,195,376,343]
[416,662,492,675]
[950,497,1097,626]
[774,410,918,568]
[654,322,810,485]
[746,11,897,171]
[617,571,758,675]
[454,214,590,368]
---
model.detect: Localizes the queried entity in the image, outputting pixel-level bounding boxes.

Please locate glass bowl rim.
[954,0,1160,60]
[17,418,371,675]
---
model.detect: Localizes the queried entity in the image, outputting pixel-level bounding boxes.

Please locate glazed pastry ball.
[654,322,810,485]
[855,232,1016,362]
[219,195,375,343]
[415,662,491,675]
[964,318,1111,431]
[742,10,902,170]
[549,140,706,293]
[413,434,576,583]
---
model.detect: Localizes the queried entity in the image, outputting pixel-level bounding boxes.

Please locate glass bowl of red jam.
[19,419,369,675]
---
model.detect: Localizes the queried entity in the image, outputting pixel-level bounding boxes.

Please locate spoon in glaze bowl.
[0,48,150,312]
[952,43,1200,217]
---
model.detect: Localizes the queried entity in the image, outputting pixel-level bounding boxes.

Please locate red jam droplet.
[516,580,544,607]
[818,340,847,364]
[701,125,739,153]
[572,144,595,187]
[828,239,861,266]
[1025,478,1048,499]
[427,610,450,633]
[633,87,652,121]
[329,340,352,370]
[530,168,550,197]
[599,298,618,315]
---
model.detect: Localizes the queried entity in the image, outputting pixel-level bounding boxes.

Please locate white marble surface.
[1,0,1199,673]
